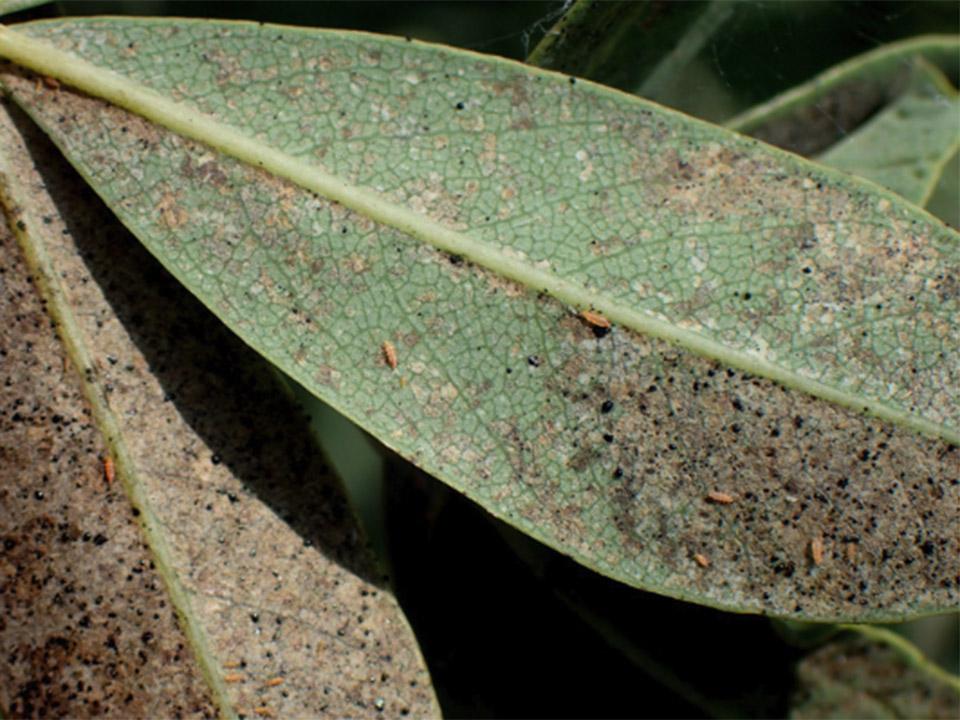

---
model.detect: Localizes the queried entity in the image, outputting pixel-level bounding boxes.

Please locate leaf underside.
[0,96,439,718]
[790,635,960,719]
[2,18,957,621]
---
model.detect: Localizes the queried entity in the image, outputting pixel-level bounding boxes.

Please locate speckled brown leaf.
[0,18,957,621]
[0,98,437,719]
[0,113,216,720]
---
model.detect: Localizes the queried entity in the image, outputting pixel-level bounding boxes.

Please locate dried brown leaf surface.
[0,98,437,718]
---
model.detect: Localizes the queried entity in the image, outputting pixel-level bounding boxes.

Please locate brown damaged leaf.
[0,139,216,720]
[0,98,438,718]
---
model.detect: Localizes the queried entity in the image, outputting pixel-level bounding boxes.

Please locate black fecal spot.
[612,467,623,479]
[731,398,744,411]
[16,220,26,231]
[211,453,222,465]
[568,77,576,85]
[527,355,541,367]
[603,433,614,443]
[455,101,465,110]
[920,541,935,557]
[591,325,610,339]
[448,253,463,265]
[742,292,752,300]
[601,400,614,414]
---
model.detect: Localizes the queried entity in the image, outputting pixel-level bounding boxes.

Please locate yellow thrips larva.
[578,309,611,329]
[810,536,825,565]
[706,490,735,504]
[382,340,398,369]
[103,456,115,487]
[693,553,710,568]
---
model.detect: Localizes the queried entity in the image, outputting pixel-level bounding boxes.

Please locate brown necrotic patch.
[542,320,958,618]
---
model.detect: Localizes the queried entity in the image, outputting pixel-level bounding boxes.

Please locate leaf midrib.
[0,22,954,444]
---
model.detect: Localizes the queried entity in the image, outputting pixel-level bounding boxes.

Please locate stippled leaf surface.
[0,18,957,621]
[816,60,960,206]
[0,97,437,719]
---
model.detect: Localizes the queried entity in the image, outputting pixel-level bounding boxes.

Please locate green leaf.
[632,1,735,102]
[816,60,960,206]
[790,630,960,718]
[0,18,957,621]
[927,150,960,228]
[526,0,725,100]
[0,95,438,719]
[727,35,960,156]
[0,0,50,18]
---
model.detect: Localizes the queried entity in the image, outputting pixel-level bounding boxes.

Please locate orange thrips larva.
[693,553,710,568]
[223,673,245,683]
[578,309,611,329]
[810,536,825,565]
[253,708,274,718]
[103,456,115,486]
[223,660,243,669]
[382,340,398,369]
[42,75,60,89]
[263,677,284,687]
[706,490,735,504]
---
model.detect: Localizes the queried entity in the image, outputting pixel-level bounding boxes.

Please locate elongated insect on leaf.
[694,553,710,568]
[706,490,735,504]
[810,537,825,566]
[102,455,115,486]
[382,340,398,369]
[578,309,611,329]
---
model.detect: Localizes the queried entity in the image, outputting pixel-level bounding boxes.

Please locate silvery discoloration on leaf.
[0,97,438,717]
[17,19,959,435]
[1,18,957,620]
